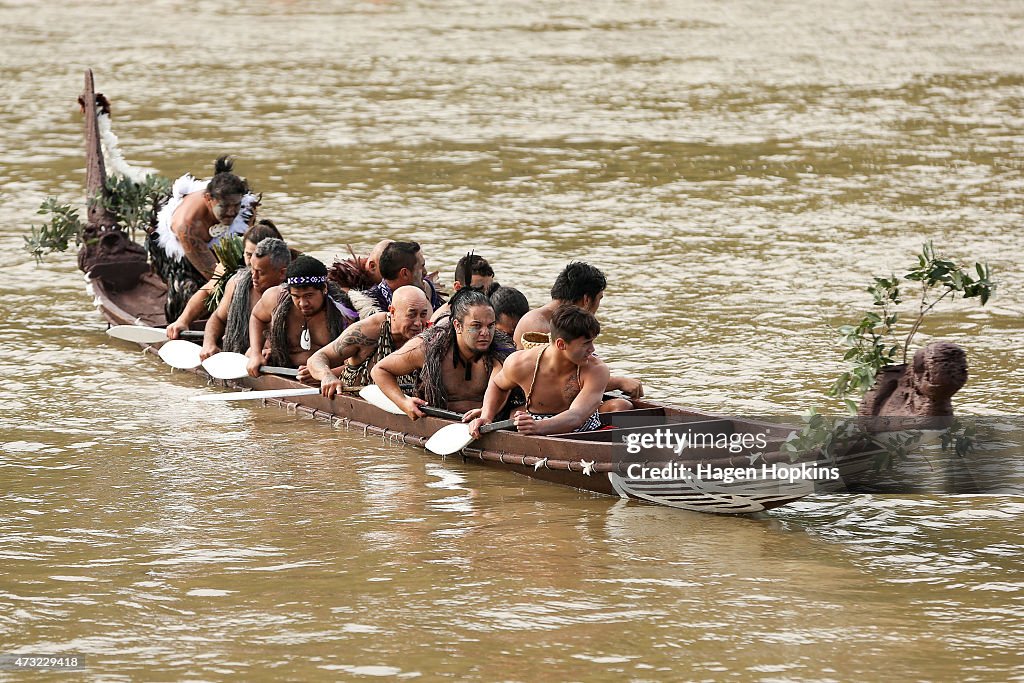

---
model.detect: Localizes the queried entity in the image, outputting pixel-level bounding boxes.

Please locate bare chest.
[286,309,334,361]
[527,365,581,414]
[440,351,492,403]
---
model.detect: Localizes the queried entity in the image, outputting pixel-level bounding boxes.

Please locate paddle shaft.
[480,418,516,433]
[107,325,205,344]
[259,366,299,377]
[197,381,417,403]
[419,405,466,421]
[416,407,514,432]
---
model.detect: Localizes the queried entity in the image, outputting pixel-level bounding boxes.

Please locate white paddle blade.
[189,388,321,402]
[201,352,250,380]
[158,339,203,369]
[107,325,168,344]
[358,385,407,415]
[425,423,475,456]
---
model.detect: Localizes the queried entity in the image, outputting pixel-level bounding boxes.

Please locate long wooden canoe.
[79,70,883,514]
[87,259,886,516]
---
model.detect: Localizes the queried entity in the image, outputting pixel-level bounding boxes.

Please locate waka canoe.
[78,69,883,514]
[90,266,888,511]
[90,271,844,514]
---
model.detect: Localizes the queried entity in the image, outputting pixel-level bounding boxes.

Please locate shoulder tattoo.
[340,326,376,349]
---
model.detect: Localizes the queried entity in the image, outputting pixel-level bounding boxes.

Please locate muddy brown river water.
[1,0,1022,679]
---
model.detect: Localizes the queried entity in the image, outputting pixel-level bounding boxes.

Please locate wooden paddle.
[107,325,203,344]
[358,385,407,415]
[201,352,299,380]
[358,386,469,421]
[157,339,203,369]
[425,418,516,456]
[190,382,416,404]
[189,387,322,402]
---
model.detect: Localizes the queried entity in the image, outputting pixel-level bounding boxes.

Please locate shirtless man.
[371,289,504,418]
[354,241,445,317]
[199,237,290,359]
[430,252,497,325]
[469,304,624,437]
[166,220,284,340]
[147,156,257,320]
[307,285,432,398]
[489,286,529,337]
[246,255,355,381]
[513,260,642,404]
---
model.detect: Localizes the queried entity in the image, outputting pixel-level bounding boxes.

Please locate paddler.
[468,304,625,437]
[365,238,393,285]
[328,238,393,294]
[306,285,433,398]
[246,255,357,381]
[371,289,504,418]
[164,220,286,339]
[429,251,498,325]
[147,156,259,320]
[350,241,445,317]
[489,286,529,337]
[199,237,290,359]
[165,220,286,341]
[513,260,641,406]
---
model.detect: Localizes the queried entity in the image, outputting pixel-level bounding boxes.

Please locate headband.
[287,275,327,286]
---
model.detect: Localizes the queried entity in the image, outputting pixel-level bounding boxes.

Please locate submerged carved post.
[859,341,968,418]
[79,68,117,227]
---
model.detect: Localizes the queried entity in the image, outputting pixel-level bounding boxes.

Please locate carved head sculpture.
[912,341,967,402]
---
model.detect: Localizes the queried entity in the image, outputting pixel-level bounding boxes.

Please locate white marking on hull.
[608,472,814,514]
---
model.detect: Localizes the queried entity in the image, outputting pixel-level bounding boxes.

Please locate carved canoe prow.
[78,68,117,227]
[859,341,968,419]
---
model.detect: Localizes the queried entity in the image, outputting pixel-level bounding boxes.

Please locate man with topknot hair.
[148,156,259,320]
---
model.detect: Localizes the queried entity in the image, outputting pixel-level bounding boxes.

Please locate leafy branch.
[781,409,864,464]
[25,173,171,263]
[829,242,994,412]
[206,237,245,312]
[782,411,976,474]
[902,242,993,363]
[92,173,170,239]
[23,197,85,264]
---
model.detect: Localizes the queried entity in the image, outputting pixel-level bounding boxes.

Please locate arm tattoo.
[339,326,376,349]
[307,353,331,375]
[181,232,217,279]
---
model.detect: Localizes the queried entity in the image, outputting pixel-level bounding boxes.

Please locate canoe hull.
[89,275,858,513]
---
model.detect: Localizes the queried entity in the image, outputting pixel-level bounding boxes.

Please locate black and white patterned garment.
[146,231,205,322]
